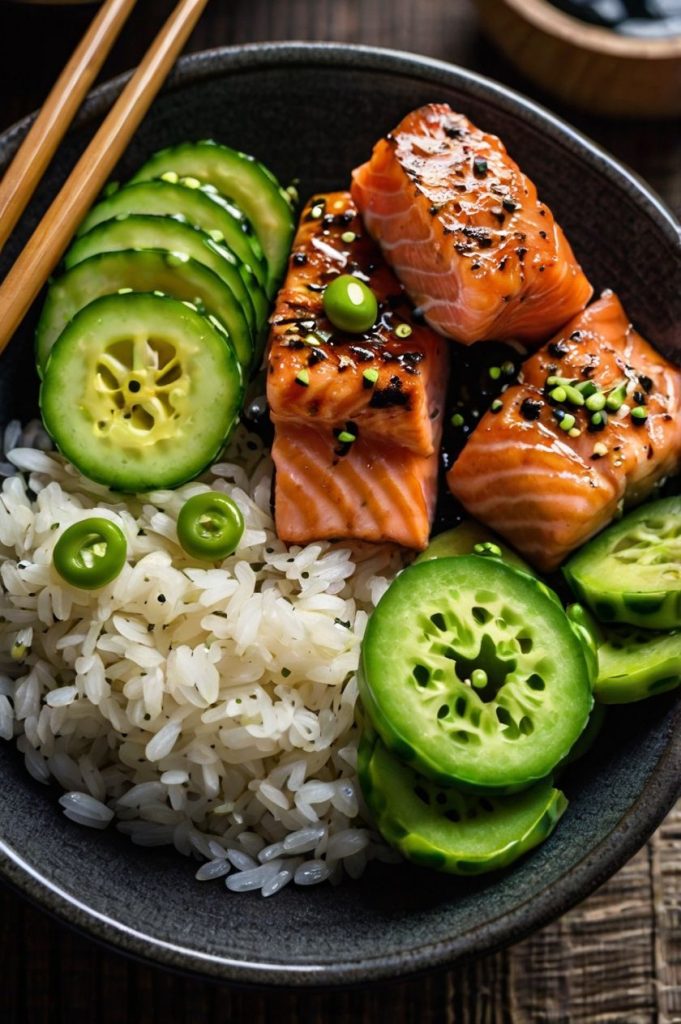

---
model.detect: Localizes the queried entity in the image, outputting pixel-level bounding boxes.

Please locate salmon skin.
[352,103,593,346]
[267,191,448,550]
[268,191,448,457]
[447,291,681,571]
[272,423,439,549]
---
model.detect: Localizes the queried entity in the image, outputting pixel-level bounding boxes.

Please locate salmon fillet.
[272,422,439,549]
[268,191,448,456]
[267,191,448,550]
[447,291,681,571]
[351,103,593,345]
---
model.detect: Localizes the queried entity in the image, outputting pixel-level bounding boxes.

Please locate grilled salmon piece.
[272,422,439,549]
[267,191,448,457]
[447,292,681,571]
[352,103,593,346]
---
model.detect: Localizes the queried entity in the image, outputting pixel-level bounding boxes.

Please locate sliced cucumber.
[360,556,593,792]
[595,627,681,704]
[564,496,681,629]
[130,141,295,296]
[358,731,567,875]
[36,250,253,374]
[415,521,531,573]
[65,215,258,335]
[40,293,243,492]
[77,179,268,298]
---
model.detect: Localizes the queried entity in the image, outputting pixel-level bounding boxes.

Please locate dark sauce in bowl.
[549,0,681,37]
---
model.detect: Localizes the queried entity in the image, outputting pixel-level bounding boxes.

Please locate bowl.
[0,42,679,987]
[473,0,681,118]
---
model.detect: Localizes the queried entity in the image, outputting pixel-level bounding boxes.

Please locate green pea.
[177,492,244,561]
[53,517,127,590]
[323,274,378,333]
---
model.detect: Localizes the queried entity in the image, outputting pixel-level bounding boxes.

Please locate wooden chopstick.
[0,0,138,253]
[0,0,210,358]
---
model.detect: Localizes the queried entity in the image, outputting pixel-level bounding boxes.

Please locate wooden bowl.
[474,0,681,118]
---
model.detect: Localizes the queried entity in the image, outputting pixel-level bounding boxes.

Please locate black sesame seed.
[520,398,542,421]
[548,341,569,359]
[292,252,307,266]
[638,374,653,393]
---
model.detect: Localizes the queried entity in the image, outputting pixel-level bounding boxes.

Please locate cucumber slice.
[359,731,567,875]
[40,293,243,492]
[360,556,593,792]
[77,179,268,299]
[36,250,253,374]
[65,215,257,335]
[595,627,681,704]
[556,702,607,771]
[563,496,681,629]
[415,521,531,573]
[130,141,295,296]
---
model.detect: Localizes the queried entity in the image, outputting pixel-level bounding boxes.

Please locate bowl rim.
[0,40,679,988]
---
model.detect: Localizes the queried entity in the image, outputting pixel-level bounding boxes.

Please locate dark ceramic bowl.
[0,43,679,988]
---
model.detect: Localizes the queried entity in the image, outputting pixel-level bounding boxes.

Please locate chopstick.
[0,0,138,253]
[0,0,210,358]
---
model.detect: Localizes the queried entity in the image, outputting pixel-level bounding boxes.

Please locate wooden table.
[0,2,679,1020]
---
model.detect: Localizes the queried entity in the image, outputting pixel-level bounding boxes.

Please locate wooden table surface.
[0,2,679,1021]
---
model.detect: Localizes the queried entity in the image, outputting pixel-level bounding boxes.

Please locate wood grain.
[0,2,678,1021]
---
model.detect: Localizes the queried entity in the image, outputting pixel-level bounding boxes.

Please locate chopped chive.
[631,406,648,421]
[564,385,585,406]
[363,368,379,385]
[310,204,324,219]
[341,231,356,244]
[491,399,503,412]
[546,375,561,387]
[473,157,488,177]
[451,413,465,427]
[549,386,567,403]
[395,323,413,339]
[589,411,608,431]
[568,427,582,438]
[501,361,515,376]
[575,380,598,397]
[337,431,356,443]
[295,369,310,387]
[585,392,606,412]
[558,413,576,431]
[488,366,501,380]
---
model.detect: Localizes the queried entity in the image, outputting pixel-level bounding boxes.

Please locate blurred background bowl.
[474,0,681,117]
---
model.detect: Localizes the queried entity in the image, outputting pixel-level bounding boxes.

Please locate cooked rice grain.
[0,421,404,894]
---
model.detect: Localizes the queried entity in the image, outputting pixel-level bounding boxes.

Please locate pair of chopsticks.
[0,0,209,356]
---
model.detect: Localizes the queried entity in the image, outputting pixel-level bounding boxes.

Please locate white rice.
[0,420,405,894]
